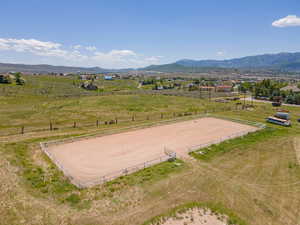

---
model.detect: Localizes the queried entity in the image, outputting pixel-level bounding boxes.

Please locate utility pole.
[243,91,246,109]
[199,84,202,99]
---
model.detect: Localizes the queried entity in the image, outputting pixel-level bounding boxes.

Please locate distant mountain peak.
[140,52,300,73]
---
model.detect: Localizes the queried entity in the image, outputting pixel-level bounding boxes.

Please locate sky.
[0,0,300,69]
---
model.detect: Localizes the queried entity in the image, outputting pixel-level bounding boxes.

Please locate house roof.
[216,85,232,88]
[280,85,300,92]
[200,86,215,89]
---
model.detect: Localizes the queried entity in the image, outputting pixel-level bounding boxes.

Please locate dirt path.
[244,97,300,107]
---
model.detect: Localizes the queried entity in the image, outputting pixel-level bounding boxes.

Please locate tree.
[0,74,12,84]
[295,94,300,105]
[14,72,25,85]
[286,95,295,104]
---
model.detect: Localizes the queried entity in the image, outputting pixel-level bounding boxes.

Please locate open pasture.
[3,74,300,225]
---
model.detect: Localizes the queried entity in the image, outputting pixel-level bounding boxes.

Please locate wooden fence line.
[3,106,242,136]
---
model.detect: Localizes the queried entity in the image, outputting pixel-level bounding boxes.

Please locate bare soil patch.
[156,208,227,225]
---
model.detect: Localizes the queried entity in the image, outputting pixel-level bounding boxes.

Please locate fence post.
[161,113,163,119]
[96,120,99,128]
[115,117,118,124]
[132,115,135,121]
[49,122,53,131]
[73,121,76,128]
[21,126,24,134]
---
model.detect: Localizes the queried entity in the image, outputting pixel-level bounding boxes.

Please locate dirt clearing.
[45,117,257,187]
[155,208,227,225]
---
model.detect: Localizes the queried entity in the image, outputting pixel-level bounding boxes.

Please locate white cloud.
[72,45,82,49]
[0,38,78,60]
[217,51,225,56]
[91,50,140,68]
[109,50,136,56]
[272,15,300,27]
[0,38,162,68]
[144,56,162,64]
[0,41,9,50]
[85,46,97,51]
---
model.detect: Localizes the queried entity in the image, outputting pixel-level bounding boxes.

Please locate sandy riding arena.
[44,117,258,187]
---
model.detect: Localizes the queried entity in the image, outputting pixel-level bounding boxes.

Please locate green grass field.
[0,76,236,136]
[1,75,300,225]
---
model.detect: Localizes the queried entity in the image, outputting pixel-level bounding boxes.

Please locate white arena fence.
[83,149,176,188]
[40,113,210,148]
[187,116,266,154]
[40,142,78,186]
[208,115,266,129]
[39,115,266,188]
[40,141,176,188]
[188,130,252,153]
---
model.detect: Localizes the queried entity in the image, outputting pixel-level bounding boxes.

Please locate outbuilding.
[104,76,113,80]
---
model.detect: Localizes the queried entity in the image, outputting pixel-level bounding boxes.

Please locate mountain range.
[143,52,300,72]
[1,52,300,74]
[176,52,300,69]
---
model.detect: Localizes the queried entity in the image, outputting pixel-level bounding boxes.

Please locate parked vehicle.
[272,102,282,107]
[275,112,290,120]
[267,116,291,127]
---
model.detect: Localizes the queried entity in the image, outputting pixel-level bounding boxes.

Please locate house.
[280,85,300,93]
[200,86,215,92]
[0,74,12,84]
[216,85,232,92]
[81,81,98,90]
[80,74,93,80]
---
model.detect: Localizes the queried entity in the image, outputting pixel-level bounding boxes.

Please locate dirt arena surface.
[46,117,257,186]
[156,208,227,225]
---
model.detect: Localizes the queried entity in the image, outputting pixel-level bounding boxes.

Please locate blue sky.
[0,0,300,68]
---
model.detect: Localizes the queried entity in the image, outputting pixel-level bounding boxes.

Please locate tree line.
[240,79,300,105]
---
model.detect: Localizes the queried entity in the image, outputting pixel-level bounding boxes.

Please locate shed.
[104,76,113,80]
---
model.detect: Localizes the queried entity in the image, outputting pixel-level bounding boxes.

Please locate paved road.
[244,97,300,108]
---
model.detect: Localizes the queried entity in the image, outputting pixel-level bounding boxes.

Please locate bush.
[15,72,25,85]
[65,193,81,205]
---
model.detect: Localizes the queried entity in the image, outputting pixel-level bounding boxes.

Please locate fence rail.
[39,114,265,188]
[187,117,266,154]
[0,87,239,99]
[39,142,77,186]
[208,115,267,129]
[1,106,243,137]
[40,141,176,188]
[84,151,176,188]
